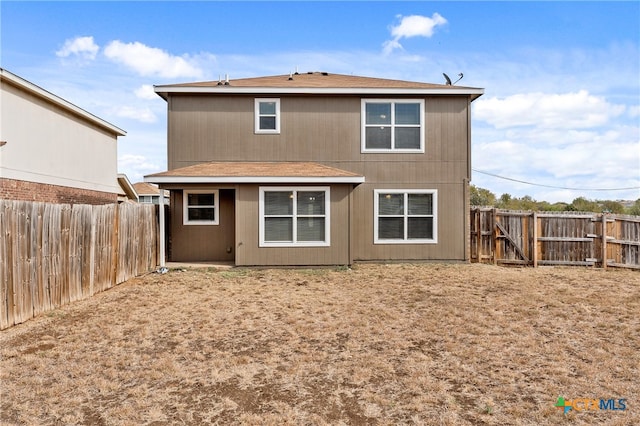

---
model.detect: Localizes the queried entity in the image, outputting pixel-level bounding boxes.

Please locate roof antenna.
[443,72,464,85]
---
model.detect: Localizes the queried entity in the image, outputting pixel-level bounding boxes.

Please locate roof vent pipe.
[224,74,230,86]
[288,71,293,81]
[217,75,223,86]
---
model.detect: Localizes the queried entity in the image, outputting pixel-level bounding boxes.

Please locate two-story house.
[133,182,169,205]
[1,68,127,205]
[145,72,483,266]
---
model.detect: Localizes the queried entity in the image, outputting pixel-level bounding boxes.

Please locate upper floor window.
[255,98,280,134]
[259,187,330,247]
[183,190,218,225]
[374,189,437,244]
[362,99,424,152]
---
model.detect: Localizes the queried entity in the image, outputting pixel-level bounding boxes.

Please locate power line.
[472,168,640,192]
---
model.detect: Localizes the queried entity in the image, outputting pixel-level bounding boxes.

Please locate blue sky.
[2,1,639,203]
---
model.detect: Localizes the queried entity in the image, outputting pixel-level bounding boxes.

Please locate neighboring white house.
[133,182,169,205]
[0,68,126,204]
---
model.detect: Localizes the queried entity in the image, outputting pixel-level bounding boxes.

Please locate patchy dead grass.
[1,263,638,425]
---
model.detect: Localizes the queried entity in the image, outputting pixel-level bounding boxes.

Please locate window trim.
[259,186,331,247]
[373,189,437,244]
[361,99,425,153]
[255,98,281,134]
[183,189,219,225]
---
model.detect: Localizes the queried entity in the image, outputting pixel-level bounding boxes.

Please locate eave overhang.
[144,162,365,185]
[154,86,484,101]
[146,176,365,184]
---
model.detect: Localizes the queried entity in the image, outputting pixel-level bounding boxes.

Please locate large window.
[255,98,280,134]
[374,190,437,243]
[183,190,218,225]
[362,99,424,152]
[259,187,330,247]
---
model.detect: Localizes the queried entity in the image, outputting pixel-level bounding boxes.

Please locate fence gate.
[470,208,640,269]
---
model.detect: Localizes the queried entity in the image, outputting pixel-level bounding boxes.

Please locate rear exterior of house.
[0,68,125,205]
[146,72,483,266]
[133,182,169,205]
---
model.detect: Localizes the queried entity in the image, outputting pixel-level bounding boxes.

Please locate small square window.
[183,190,219,225]
[255,98,280,134]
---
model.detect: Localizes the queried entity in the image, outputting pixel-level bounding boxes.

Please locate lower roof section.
[144,161,365,185]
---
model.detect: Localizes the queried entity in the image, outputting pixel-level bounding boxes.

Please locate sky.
[1,1,639,203]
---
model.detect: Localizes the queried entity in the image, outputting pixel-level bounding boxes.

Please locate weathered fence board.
[0,200,158,330]
[471,208,640,269]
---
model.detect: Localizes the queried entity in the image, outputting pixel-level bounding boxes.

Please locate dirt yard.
[1,263,638,425]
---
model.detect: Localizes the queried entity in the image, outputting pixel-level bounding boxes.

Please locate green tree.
[599,200,625,214]
[470,185,497,206]
[569,197,600,213]
[548,202,570,211]
[626,199,640,216]
[497,193,513,209]
[518,195,538,211]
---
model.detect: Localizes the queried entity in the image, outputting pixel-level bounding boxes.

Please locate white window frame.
[361,99,425,153]
[183,189,219,225]
[255,98,281,134]
[259,186,330,247]
[373,189,437,244]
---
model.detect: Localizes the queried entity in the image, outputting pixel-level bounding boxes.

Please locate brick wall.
[0,178,117,205]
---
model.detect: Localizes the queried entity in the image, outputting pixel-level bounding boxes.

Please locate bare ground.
[0,263,638,425]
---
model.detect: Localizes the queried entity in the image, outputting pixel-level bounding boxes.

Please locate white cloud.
[135,84,158,100]
[119,154,160,171]
[118,154,164,183]
[56,36,99,60]
[110,105,157,123]
[383,14,447,55]
[103,40,203,79]
[474,91,626,129]
[472,118,639,202]
[41,35,638,204]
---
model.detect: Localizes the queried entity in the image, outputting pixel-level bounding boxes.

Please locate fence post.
[158,190,166,268]
[491,208,497,265]
[532,211,538,268]
[111,204,120,287]
[601,213,607,269]
[475,209,480,263]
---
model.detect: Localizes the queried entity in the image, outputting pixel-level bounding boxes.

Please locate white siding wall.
[0,79,120,194]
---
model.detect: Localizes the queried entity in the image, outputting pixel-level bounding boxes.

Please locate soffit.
[144,162,365,184]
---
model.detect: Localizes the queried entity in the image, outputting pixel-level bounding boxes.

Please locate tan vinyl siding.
[168,95,469,167]
[235,184,351,266]
[165,93,472,263]
[169,188,235,262]
[351,182,466,261]
[168,96,360,168]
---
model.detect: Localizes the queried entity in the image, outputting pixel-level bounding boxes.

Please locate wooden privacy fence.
[471,208,640,269]
[0,200,158,330]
